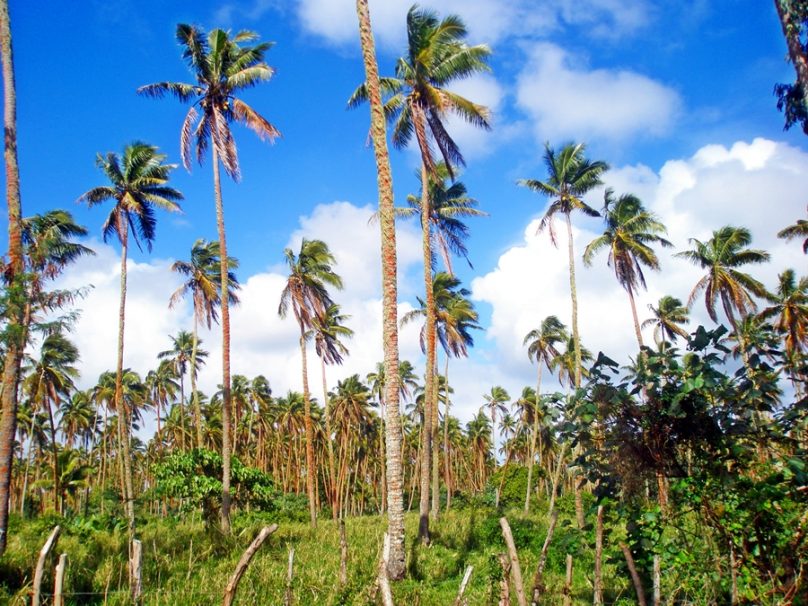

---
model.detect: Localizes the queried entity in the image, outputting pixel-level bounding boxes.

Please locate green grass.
[0,501,636,605]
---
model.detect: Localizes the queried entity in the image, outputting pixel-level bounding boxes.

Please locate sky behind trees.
[3,0,805,427]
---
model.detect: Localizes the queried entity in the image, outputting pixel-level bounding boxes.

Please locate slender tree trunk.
[355,0,405,579]
[212,147,233,534]
[320,357,337,519]
[627,287,644,349]
[417,159,436,542]
[44,394,60,513]
[0,0,25,555]
[379,396,387,513]
[775,0,808,107]
[299,329,317,528]
[443,356,451,511]
[431,344,440,518]
[178,369,186,451]
[525,366,543,512]
[191,315,203,449]
[565,212,583,388]
[114,230,136,537]
[20,425,34,516]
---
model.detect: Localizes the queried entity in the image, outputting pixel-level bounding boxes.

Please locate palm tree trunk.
[443,356,451,511]
[320,356,338,519]
[627,288,644,349]
[525,365,543,512]
[379,396,387,513]
[299,329,318,528]
[212,146,232,534]
[178,368,186,451]
[355,0,405,580]
[20,422,34,516]
[114,229,136,537]
[418,161,436,542]
[565,212,583,389]
[431,341,440,518]
[191,316,203,450]
[0,0,25,556]
[44,393,60,514]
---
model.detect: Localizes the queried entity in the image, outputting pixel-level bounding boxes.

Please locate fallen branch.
[223,524,279,606]
[453,565,473,606]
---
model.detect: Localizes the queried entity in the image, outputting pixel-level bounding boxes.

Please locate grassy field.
[0,497,640,605]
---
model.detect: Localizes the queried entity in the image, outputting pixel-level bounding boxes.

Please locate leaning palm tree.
[759,269,808,357]
[642,296,690,346]
[777,206,808,254]
[170,239,239,448]
[79,142,182,536]
[583,190,672,348]
[353,0,406,577]
[310,303,353,518]
[279,239,343,527]
[350,5,491,541]
[139,24,279,534]
[518,142,608,389]
[522,315,567,511]
[676,226,770,330]
[482,386,510,463]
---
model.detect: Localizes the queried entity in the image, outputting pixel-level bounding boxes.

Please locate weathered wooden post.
[453,565,473,606]
[594,505,604,606]
[284,546,295,606]
[223,524,278,606]
[53,552,67,606]
[562,554,573,606]
[130,539,142,602]
[499,517,527,606]
[32,525,61,606]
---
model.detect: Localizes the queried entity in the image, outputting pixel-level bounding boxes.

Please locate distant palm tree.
[522,315,567,511]
[157,331,197,450]
[759,269,808,356]
[80,142,181,535]
[584,190,672,348]
[351,5,491,541]
[553,336,594,389]
[140,24,280,534]
[145,360,179,456]
[777,206,808,253]
[279,239,343,527]
[642,296,690,347]
[59,391,96,451]
[676,226,770,329]
[482,386,510,463]
[170,239,239,448]
[519,142,608,388]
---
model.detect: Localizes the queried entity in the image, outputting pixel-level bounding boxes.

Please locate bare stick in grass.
[53,553,67,606]
[32,525,60,606]
[454,565,473,606]
[620,542,648,606]
[223,524,278,606]
[499,517,527,606]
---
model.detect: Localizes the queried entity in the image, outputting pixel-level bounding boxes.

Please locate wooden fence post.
[562,554,573,606]
[223,524,278,606]
[653,554,661,606]
[53,553,67,606]
[453,565,473,606]
[499,517,527,606]
[32,525,61,606]
[594,505,604,606]
[130,539,142,602]
[498,554,511,606]
[284,546,295,606]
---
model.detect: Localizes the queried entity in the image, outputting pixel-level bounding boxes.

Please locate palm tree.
[482,386,510,463]
[583,190,672,348]
[353,0,406,577]
[778,207,808,253]
[759,269,808,357]
[23,331,80,513]
[310,303,353,518]
[676,226,770,329]
[279,239,343,527]
[79,142,182,535]
[59,391,96,451]
[0,0,25,555]
[157,331,198,450]
[518,142,608,389]
[144,360,179,456]
[522,315,567,511]
[140,24,279,534]
[553,336,594,389]
[642,296,690,347]
[170,239,239,449]
[350,5,491,542]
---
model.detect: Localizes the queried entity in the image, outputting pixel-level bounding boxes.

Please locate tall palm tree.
[310,303,353,518]
[777,207,808,253]
[583,190,672,348]
[676,226,770,329]
[170,239,239,448]
[354,0,406,577]
[279,239,343,527]
[79,142,182,535]
[145,360,179,456]
[482,386,510,463]
[522,315,567,511]
[139,24,279,534]
[759,269,808,357]
[350,5,491,542]
[59,391,96,451]
[157,331,197,450]
[518,142,608,388]
[0,0,25,554]
[642,296,690,346]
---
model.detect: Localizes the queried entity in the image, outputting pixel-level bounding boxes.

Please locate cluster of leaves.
[775,0,808,133]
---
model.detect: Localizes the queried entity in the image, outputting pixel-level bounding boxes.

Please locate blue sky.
[5,0,807,426]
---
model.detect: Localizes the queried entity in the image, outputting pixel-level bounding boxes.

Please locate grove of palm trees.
[0,1,806,605]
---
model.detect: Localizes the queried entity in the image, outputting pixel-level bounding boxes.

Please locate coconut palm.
[59,391,96,451]
[157,331,198,450]
[350,5,491,541]
[676,226,770,329]
[482,386,510,463]
[518,142,608,388]
[145,361,180,456]
[279,239,343,527]
[553,336,594,389]
[140,24,279,533]
[777,206,808,253]
[642,296,690,346]
[759,269,808,356]
[583,190,672,348]
[79,141,182,535]
[170,239,239,448]
[353,0,406,576]
[522,315,567,511]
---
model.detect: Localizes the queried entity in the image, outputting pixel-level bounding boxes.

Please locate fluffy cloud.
[472,138,807,395]
[516,42,681,143]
